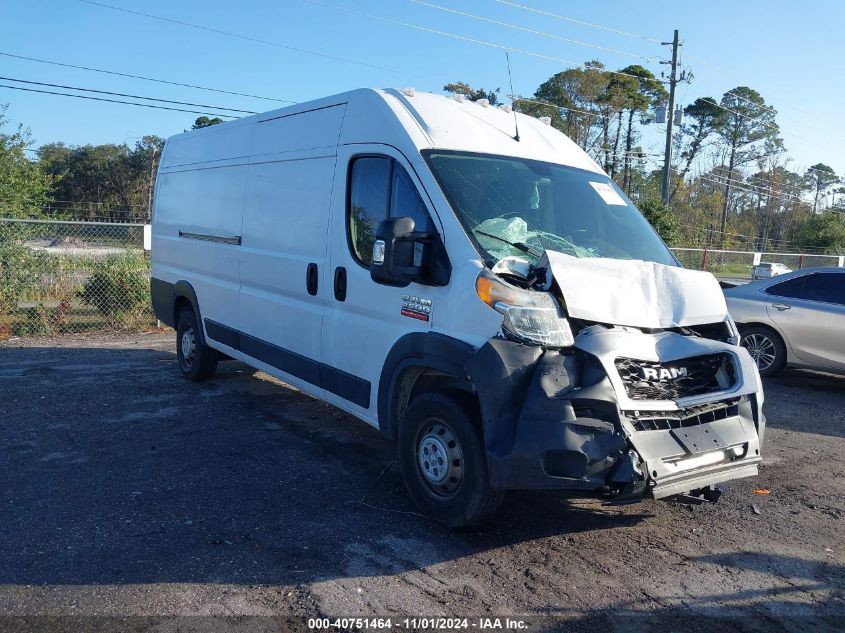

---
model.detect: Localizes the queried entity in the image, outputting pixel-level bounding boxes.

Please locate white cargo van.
[151,88,765,526]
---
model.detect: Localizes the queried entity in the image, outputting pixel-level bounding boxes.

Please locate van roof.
[163,88,605,175]
[371,89,604,174]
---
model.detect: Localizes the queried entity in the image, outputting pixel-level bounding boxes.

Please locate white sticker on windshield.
[589,181,628,206]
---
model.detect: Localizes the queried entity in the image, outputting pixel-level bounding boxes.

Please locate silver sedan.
[723,267,845,376]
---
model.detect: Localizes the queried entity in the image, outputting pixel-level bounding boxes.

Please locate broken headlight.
[476,269,574,348]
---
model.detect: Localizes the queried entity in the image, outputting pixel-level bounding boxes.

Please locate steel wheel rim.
[742,333,776,371]
[181,326,196,368]
[416,420,464,498]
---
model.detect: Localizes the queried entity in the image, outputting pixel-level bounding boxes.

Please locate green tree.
[716,87,780,240]
[594,64,638,175]
[637,196,679,246]
[614,65,666,191]
[443,81,500,105]
[128,135,165,217]
[192,116,224,129]
[38,143,135,216]
[793,209,845,253]
[38,136,164,219]
[802,163,839,212]
[672,97,726,200]
[0,105,51,218]
[523,62,609,150]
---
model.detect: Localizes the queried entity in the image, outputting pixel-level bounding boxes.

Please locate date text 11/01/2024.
[307,617,529,630]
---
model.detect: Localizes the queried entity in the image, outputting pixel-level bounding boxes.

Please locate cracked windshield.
[425,151,676,267]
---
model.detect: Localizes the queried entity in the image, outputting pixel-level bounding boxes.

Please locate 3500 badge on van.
[401,295,432,322]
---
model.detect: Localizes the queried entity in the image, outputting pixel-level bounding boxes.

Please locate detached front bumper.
[464,331,765,500]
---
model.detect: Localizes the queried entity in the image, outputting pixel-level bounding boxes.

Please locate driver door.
[321,145,445,424]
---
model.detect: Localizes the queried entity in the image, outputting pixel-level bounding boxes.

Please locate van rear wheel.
[397,392,503,527]
[176,308,219,381]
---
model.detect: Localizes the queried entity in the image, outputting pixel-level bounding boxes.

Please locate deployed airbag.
[542,251,728,329]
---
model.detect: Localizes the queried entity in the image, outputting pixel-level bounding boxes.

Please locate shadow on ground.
[0,345,649,588]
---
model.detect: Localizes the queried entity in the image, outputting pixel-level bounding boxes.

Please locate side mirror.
[370,217,450,287]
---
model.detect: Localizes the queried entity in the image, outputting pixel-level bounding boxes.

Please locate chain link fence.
[2,217,845,338]
[672,247,844,279]
[0,218,155,337]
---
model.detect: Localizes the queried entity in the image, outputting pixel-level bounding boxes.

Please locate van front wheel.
[398,392,503,527]
[176,308,219,381]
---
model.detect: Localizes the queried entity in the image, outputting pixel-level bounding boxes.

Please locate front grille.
[626,399,741,432]
[615,353,735,401]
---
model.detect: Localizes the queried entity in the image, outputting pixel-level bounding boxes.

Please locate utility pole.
[660,29,680,206]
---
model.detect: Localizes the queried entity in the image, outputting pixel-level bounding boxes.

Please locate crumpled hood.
[541,250,728,329]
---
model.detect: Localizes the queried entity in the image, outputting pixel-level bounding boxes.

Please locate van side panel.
[238,151,337,373]
[253,105,346,155]
[162,121,252,166]
[153,161,248,333]
[236,105,346,396]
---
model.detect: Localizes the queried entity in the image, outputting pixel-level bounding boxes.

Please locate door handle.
[771,303,791,311]
[306,263,318,296]
[334,266,347,302]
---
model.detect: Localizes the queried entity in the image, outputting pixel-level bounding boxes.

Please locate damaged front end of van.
[466,252,765,503]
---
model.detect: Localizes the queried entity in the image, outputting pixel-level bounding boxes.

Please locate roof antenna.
[505,51,520,142]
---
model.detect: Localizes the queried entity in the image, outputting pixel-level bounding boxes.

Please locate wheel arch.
[378,332,478,441]
[151,277,207,344]
[173,281,207,345]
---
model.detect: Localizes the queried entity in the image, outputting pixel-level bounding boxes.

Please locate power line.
[695,173,807,205]
[698,175,804,202]
[676,224,823,252]
[306,0,667,85]
[495,0,662,44]
[77,0,408,76]
[678,94,841,157]
[678,223,798,245]
[512,96,666,156]
[409,1,655,61]
[683,51,844,140]
[0,84,238,118]
[674,226,823,252]
[695,168,808,197]
[668,57,844,154]
[511,95,599,119]
[0,76,256,114]
[0,51,297,104]
[695,172,797,197]
[687,80,840,153]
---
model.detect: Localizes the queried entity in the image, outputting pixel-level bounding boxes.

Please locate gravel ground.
[0,332,842,632]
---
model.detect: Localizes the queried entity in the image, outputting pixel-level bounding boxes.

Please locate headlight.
[476,270,574,348]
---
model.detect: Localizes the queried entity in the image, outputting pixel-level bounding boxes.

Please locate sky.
[3,0,844,177]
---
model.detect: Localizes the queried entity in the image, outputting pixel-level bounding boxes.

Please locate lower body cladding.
[464,326,765,502]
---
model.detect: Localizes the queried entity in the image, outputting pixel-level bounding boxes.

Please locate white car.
[150,88,764,525]
[752,262,791,280]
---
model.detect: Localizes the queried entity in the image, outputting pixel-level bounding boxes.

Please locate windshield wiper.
[474,229,543,258]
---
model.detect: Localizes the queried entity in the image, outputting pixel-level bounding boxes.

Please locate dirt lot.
[0,332,842,632]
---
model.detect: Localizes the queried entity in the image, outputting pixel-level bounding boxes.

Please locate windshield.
[424,151,676,267]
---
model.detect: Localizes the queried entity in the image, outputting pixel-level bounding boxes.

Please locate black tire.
[397,392,504,527]
[739,324,786,377]
[176,307,218,381]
